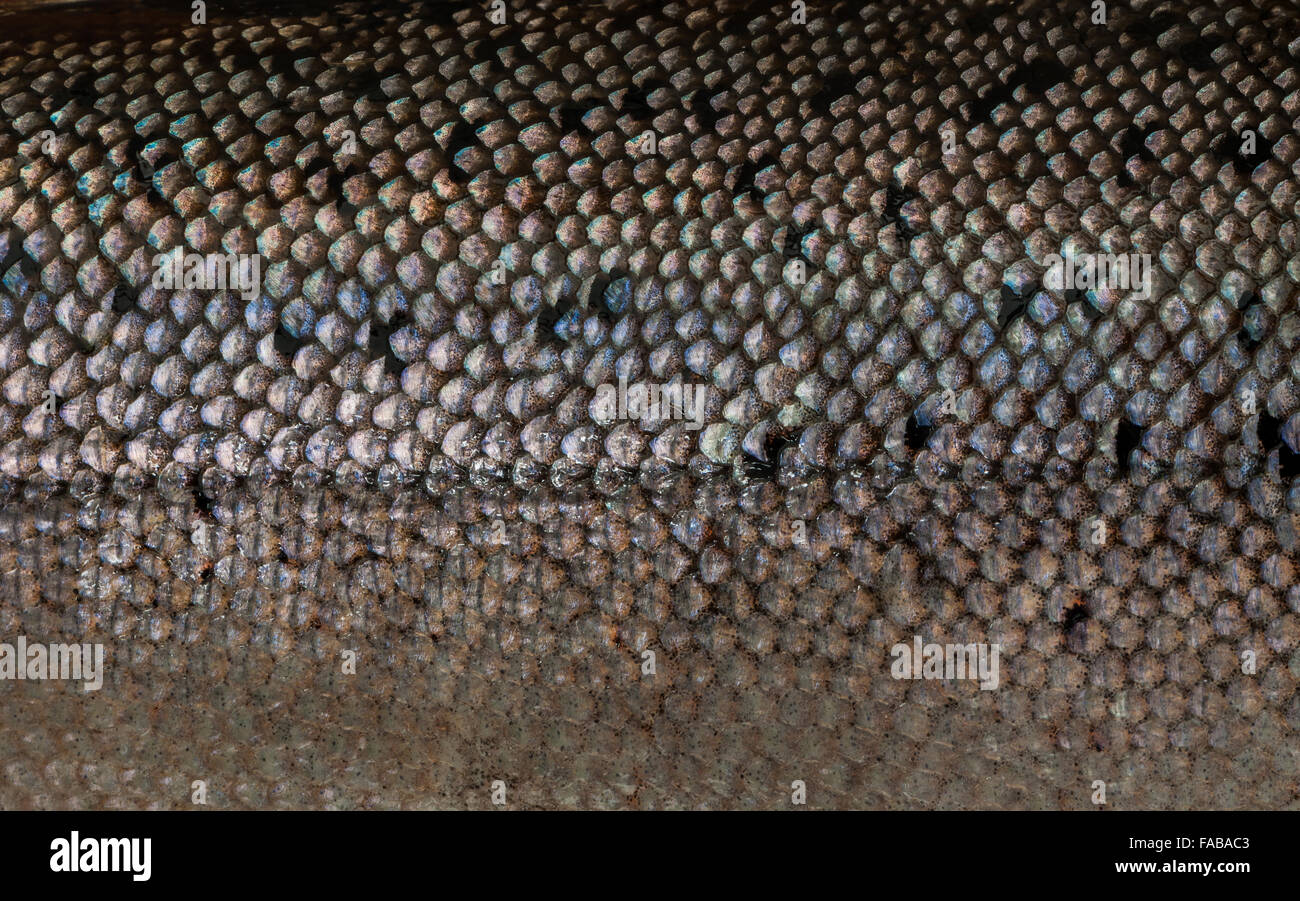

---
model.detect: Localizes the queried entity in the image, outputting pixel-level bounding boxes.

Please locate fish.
[0,0,1296,812]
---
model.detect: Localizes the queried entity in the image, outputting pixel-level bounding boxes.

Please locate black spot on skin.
[618,85,654,121]
[964,93,998,123]
[1238,292,1264,349]
[742,454,776,483]
[0,236,31,278]
[964,2,1010,33]
[727,159,764,202]
[1021,56,1071,89]
[1210,130,1271,171]
[997,283,1035,331]
[684,90,722,133]
[266,48,301,79]
[1127,11,1177,44]
[48,72,96,112]
[1116,417,1143,473]
[585,274,611,309]
[126,134,152,180]
[591,271,629,324]
[67,72,95,99]
[1181,32,1229,71]
[883,179,915,240]
[225,48,262,74]
[553,103,592,135]
[536,296,576,345]
[1281,441,1300,480]
[304,158,357,216]
[443,121,479,181]
[1058,388,1079,421]
[1062,600,1089,632]
[1258,411,1282,450]
[744,426,799,480]
[301,156,333,188]
[820,69,859,103]
[273,325,301,357]
[585,272,625,326]
[782,224,814,261]
[1181,41,1215,71]
[905,410,933,452]
[1115,123,1159,187]
[325,165,356,218]
[469,28,517,67]
[340,65,387,103]
[124,135,168,199]
[964,80,1013,123]
[370,313,407,375]
[765,426,799,462]
[717,13,748,36]
[1235,131,1270,170]
[111,282,137,313]
[1117,123,1158,164]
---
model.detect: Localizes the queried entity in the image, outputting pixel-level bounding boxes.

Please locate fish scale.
[0,0,1298,809]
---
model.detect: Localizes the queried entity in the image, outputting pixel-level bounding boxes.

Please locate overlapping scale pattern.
[2,0,1300,808]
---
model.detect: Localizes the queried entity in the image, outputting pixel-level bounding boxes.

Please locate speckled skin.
[1,0,1299,809]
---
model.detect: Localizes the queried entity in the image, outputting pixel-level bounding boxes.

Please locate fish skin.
[0,0,1298,810]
